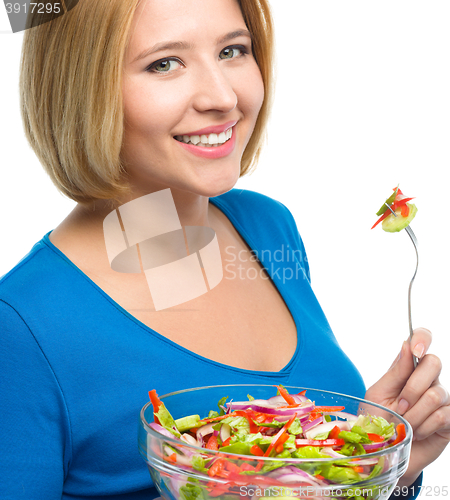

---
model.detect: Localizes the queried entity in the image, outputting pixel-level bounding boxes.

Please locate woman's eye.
[146,59,182,73]
[219,46,247,60]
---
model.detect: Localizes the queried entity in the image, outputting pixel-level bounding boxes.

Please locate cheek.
[122,80,185,140]
[238,65,265,118]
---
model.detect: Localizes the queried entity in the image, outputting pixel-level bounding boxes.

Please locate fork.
[385,203,419,368]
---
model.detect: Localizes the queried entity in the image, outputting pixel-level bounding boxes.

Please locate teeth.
[175,127,233,146]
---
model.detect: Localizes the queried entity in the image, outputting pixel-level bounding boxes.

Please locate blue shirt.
[1,189,369,499]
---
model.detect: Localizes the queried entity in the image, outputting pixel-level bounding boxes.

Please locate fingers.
[412,392,450,441]
[396,353,442,415]
[372,340,416,400]
[380,327,434,399]
[409,327,432,360]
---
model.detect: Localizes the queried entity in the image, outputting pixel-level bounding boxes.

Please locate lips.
[174,124,237,159]
[174,126,233,147]
[176,120,238,137]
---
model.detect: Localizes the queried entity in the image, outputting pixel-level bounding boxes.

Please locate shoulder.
[211,188,310,279]
[0,233,73,312]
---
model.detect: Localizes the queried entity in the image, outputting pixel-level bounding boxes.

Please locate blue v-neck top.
[0,188,366,499]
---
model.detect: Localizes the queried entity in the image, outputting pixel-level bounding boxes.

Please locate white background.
[1,1,449,489]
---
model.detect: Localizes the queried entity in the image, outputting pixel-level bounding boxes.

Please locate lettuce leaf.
[292,446,328,459]
[288,418,303,435]
[320,464,361,484]
[179,483,205,500]
[155,404,181,438]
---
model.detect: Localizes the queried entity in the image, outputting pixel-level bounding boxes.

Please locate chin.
[193,166,241,198]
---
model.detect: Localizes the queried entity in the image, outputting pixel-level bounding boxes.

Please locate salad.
[371,186,417,232]
[146,386,408,500]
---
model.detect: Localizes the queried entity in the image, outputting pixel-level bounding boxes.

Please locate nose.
[191,61,238,114]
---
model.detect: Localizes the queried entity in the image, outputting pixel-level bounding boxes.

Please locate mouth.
[174,126,233,148]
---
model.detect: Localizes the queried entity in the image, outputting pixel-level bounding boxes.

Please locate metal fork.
[385,203,419,367]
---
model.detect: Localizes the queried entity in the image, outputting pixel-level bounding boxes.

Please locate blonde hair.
[20,0,275,204]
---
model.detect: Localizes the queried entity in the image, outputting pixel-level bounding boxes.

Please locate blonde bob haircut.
[20,0,275,204]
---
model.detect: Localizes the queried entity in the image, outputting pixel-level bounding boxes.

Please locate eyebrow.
[132,29,252,63]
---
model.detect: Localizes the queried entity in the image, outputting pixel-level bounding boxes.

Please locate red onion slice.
[363,441,388,451]
[267,394,308,405]
[268,466,327,488]
[302,416,323,433]
[149,423,180,440]
[304,419,350,439]
[350,457,380,466]
[320,447,348,459]
[227,400,314,416]
[196,422,216,447]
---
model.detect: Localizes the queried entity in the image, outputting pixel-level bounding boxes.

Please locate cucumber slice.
[382,203,418,232]
[175,414,201,432]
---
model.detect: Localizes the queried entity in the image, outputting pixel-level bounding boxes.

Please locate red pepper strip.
[255,462,263,472]
[275,385,297,405]
[166,453,177,463]
[200,410,276,425]
[390,423,406,446]
[253,414,267,423]
[367,433,384,443]
[206,434,219,451]
[313,406,345,412]
[329,425,341,440]
[199,413,238,424]
[234,410,260,434]
[221,437,232,447]
[371,211,391,229]
[264,413,296,457]
[148,390,163,424]
[296,438,345,447]
[353,466,364,473]
[208,458,225,477]
[392,197,414,211]
[298,390,307,396]
[275,433,290,453]
[308,412,321,422]
[208,481,237,497]
[401,204,410,217]
[240,463,256,472]
[223,461,241,474]
[250,444,265,456]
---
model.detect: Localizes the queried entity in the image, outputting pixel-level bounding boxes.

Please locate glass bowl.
[138,385,412,500]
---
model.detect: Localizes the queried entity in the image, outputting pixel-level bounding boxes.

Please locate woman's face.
[121,0,264,199]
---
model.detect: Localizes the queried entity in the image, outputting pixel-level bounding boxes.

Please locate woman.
[1,0,448,498]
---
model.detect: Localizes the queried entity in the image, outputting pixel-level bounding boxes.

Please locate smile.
[174,127,233,148]
[173,125,237,159]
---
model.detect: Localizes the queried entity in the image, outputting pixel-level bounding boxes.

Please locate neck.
[85,189,212,226]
